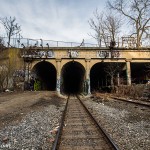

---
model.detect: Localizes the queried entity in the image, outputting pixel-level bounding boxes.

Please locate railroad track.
[97,93,150,108]
[111,96,150,108]
[52,95,119,150]
[93,93,150,108]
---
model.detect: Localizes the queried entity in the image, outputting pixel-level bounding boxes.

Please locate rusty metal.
[77,95,120,150]
[111,96,150,108]
[52,95,120,150]
[52,96,69,150]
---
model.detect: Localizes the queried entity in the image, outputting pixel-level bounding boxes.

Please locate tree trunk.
[136,36,140,48]
[8,34,11,48]
[111,75,114,87]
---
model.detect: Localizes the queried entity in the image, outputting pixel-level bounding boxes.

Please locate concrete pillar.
[24,61,33,82]
[56,59,61,93]
[85,59,91,95]
[126,60,131,85]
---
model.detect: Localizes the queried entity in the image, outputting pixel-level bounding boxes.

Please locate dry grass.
[114,84,147,99]
[93,84,149,100]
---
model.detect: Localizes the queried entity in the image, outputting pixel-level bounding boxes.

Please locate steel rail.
[76,95,120,150]
[52,95,120,150]
[52,96,69,150]
[111,96,150,108]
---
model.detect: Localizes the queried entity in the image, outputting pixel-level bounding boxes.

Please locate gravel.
[0,94,149,150]
[0,104,65,150]
[83,97,150,150]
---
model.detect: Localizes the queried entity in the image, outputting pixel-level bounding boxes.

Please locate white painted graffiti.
[97,50,120,58]
[68,50,79,58]
[22,50,54,58]
[13,69,25,77]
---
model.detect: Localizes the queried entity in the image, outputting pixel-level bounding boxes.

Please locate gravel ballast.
[0,100,66,150]
[83,97,150,150]
[0,93,149,150]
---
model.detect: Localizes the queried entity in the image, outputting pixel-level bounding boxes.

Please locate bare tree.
[89,10,122,47]
[104,63,122,87]
[0,16,21,47]
[107,0,150,48]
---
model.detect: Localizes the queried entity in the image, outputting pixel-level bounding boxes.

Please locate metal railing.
[0,37,99,48]
[0,36,150,48]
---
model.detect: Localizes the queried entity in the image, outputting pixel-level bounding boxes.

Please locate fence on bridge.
[0,36,150,48]
[0,37,98,48]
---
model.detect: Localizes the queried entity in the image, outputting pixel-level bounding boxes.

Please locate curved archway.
[61,61,85,94]
[131,62,150,84]
[32,61,56,90]
[90,62,126,92]
[90,62,107,92]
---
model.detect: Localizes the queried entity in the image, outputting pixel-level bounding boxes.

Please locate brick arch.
[31,60,57,90]
[31,60,57,70]
[60,60,86,73]
[60,60,86,94]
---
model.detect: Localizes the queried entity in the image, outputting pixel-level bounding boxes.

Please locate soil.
[0,91,65,130]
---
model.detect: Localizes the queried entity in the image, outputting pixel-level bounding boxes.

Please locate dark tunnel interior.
[131,63,149,84]
[32,61,56,90]
[61,61,85,95]
[90,63,108,92]
[90,62,126,92]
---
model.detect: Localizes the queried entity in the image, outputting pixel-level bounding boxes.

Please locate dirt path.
[0,91,65,129]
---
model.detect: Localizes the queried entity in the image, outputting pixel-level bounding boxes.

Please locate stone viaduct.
[0,47,150,94]
[21,47,150,94]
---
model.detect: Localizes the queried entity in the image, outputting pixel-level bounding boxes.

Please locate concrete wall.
[0,47,150,93]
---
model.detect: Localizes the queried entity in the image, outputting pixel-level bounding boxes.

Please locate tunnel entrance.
[61,61,85,95]
[131,63,150,84]
[32,61,56,90]
[90,62,126,92]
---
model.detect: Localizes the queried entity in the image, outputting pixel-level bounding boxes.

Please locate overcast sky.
[0,0,110,44]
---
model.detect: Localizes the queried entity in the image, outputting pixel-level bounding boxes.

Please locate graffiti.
[13,69,25,82]
[34,79,41,91]
[111,51,120,58]
[97,51,109,58]
[68,50,79,58]
[97,50,120,58]
[22,50,54,58]
[47,51,54,57]
[84,79,90,95]
[13,69,25,90]
[56,79,61,92]
[13,69,25,77]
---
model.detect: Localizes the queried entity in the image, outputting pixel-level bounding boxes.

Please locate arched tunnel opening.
[32,61,56,90]
[61,61,85,95]
[131,63,150,84]
[90,62,126,92]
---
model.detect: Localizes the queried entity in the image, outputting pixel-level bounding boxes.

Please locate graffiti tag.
[22,50,54,58]
[68,50,79,58]
[97,50,120,58]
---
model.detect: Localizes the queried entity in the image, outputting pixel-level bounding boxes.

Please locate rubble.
[0,102,65,149]
[84,97,150,150]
